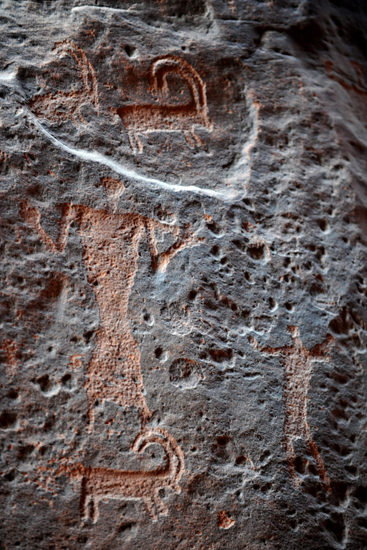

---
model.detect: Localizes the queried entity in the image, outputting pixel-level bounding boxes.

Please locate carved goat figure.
[57,428,184,522]
[117,55,212,153]
[30,40,99,124]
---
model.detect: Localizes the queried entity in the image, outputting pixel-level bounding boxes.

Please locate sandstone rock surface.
[1,1,367,548]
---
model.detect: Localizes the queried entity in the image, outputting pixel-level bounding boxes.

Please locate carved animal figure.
[30,40,99,124]
[249,326,333,491]
[57,428,184,522]
[117,55,212,153]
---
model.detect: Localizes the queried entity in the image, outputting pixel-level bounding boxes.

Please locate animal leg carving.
[89,497,99,523]
[79,478,89,519]
[191,129,203,146]
[183,130,196,149]
[187,129,204,147]
[153,494,168,516]
[128,131,143,154]
[143,498,158,522]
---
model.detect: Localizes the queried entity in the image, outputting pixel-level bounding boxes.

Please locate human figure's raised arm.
[144,218,202,273]
[309,333,334,361]
[20,201,74,254]
[248,335,292,357]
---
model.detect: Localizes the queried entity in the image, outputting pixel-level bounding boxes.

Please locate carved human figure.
[249,327,333,490]
[21,196,198,427]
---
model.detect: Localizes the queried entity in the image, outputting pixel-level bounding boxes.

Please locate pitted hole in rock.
[212,434,231,460]
[142,310,154,326]
[155,347,163,359]
[308,463,319,476]
[269,297,276,310]
[36,374,53,394]
[39,445,49,457]
[17,444,35,461]
[6,388,19,399]
[309,280,326,296]
[43,416,56,432]
[61,373,75,390]
[124,44,136,58]
[322,512,346,544]
[169,357,202,389]
[232,239,247,253]
[332,443,352,458]
[118,522,135,534]
[188,289,198,300]
[330,481,348,506]
[354,486,367,505]
[83,330,95,344]
[4,469,16,482]
[243,198,254,209]
[208,348,233,363]
[217,435,229,446]
[0,411,17,430]
[210,244,221,257]
[207,222,224,237]
[247,244,265,261]
[317,219,329,232]
[154,205,176,225]
[235,455,248,465]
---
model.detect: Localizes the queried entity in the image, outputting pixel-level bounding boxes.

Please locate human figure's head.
[100,177,125,211]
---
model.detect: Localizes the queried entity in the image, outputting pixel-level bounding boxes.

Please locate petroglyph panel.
[22,16,254,194]
[1,1,367,549]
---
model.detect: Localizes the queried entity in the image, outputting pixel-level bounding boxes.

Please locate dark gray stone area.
[1,1,367,548]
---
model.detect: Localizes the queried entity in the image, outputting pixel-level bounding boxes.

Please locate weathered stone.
[1,1,367,548]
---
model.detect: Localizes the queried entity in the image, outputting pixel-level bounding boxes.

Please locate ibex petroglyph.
[30,40,99,124]
[57,428,184,522]
[117,55,212,153]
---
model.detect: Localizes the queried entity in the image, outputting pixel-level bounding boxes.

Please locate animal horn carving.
[29,40,99,124]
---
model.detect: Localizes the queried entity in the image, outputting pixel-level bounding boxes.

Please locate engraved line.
[27,112,241,201]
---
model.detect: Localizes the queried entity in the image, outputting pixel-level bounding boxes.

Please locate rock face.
[1,1,367,548]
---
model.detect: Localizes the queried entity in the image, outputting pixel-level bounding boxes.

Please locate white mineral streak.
[28,112,243,202]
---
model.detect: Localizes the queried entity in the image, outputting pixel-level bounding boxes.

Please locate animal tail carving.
[151,55,211,127]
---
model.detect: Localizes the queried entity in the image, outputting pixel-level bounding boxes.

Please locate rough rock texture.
[1,1,367,548]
